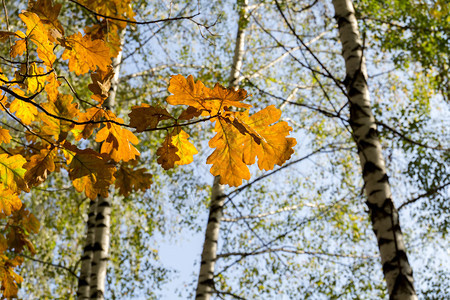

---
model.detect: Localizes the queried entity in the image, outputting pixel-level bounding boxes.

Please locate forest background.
[0,0,448,299]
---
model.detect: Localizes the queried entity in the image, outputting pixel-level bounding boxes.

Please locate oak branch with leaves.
[0,0,296,297]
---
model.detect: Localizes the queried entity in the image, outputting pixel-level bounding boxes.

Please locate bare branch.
[398,181,450,211]
[68,0,200,25]
[218,247,378,259]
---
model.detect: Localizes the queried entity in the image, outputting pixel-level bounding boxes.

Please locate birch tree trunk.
[77,200,97,299]
[332,1,417,298]
[77,29,126,300]
[195,1,248,299]
[89,40,124,300]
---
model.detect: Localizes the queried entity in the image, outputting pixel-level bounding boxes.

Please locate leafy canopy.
[0,0,296,297]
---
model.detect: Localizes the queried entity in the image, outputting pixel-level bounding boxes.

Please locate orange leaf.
[66,143,116,200]
[167,75,251,115]
[178,106,202,121]
[17,12,56,66]
[206,118,250,187]
[128,104,172,132]
[94,113,140,162]
[237,105,296,171]
[114,164,152,197]
[166,75,212,112]
[72,107,105,140]
[23,148,56,187]
[45,73,61,102]
[0,128,11,144]
[88,67,114,103]
[10,40,26,58]
[62,32,111,75]
[0,154,28,193]
[0,255,24,298]
[25,63,46,93]
[28,0,65,37]
[156,133,180,170]
[0,189,22,216]
[10,99,38,125]
[171,129,198,165]
[40,93,79,141]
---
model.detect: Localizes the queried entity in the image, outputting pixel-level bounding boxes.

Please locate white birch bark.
[77,200,97,299]
[195,1,248,299]
[332,1,417,298]
[88,32,125,299]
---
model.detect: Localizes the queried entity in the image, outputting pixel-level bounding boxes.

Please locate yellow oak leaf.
[23,148,56,187]
[166,75,251,116]
[206,118,250,187]
[88,67,114,103]
[0,255,24,298]
[10,40,26,58]
[26,63,46,93]
[114,164,152,197]
[62,32,111,75]
[0,128,11,144]
[66,143,116,200]
[40,93,79,140]
[0,154,28,193]
[128,104,172,132]
[171,129,198,165]
[17,12,56,66]
[28,0,65,37]
[10,99,38,125]
[45,73,61,102]
[95,113,140,162]
[72,107,105,140]
[156,133,180,170]
[208,83,252,113]
[237,105,296,171]
[0,189,22,216]
[166,75,213,112]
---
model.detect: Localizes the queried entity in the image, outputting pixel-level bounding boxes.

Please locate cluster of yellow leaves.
[0,0,297,296]
[0,0,150,297]
[129,75,296,186]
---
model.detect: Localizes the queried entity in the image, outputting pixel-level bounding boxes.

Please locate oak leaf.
[72,107,105,140]
[62,32,111,75]
[178,106,202,121]
[171,129,198,165]
[128,104,172,132]
[10,99,38,125]
[0,154,28,193]
[40,93,79,140]
[0,128,11,144]
[66,143,116,199]
[0,189,22,216]
[28,0,64,37]
[95,113,140,162]
[114,164,152,197]
[0,255,23,298]
[16,12,56,66]
[233,105,296,170]
[44,73,61,102]
[10,40,26,58]
[23,148,56,187]
[0,31,16,42]
[88,67,114,103]
[166,75,212,112]
[206,118,250,187]
[156,133,180,170]
[167,75,251,115]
